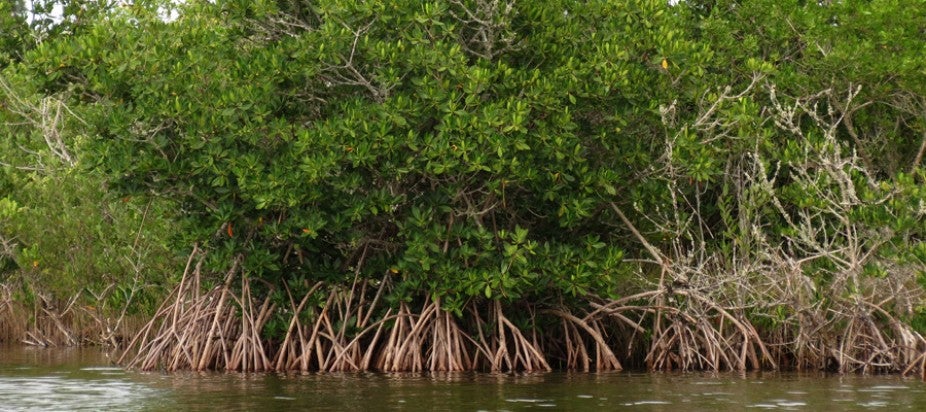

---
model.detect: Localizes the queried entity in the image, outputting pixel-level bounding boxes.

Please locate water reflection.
[0,375,156,412]
[3,346,926,411]
[0,346,157,412]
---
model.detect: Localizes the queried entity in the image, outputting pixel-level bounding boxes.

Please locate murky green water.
[2,345,926,411]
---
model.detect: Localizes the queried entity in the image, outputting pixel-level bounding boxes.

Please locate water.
[2,345,926,411]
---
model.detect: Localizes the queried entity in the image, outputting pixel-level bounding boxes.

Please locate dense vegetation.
[2,0,925,374]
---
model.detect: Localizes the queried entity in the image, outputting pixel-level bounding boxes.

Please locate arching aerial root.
[118,260,553,372]
[778,299,926,376]
[545,307,622,371]
[119,250,277,371]
[0,282,148,347]
[586,287,926,375]
[0,284,26,344]
[116,249,926,374]
[588,289,775,372]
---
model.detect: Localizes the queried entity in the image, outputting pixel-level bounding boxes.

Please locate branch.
[0,76,82,167]
[318,20,394,102]
[609,203,665,266]
[448,0,520,60]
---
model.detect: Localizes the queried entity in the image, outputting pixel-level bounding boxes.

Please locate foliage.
[1,1,180,315]
[14,0,714,308]
[1,0,925,363]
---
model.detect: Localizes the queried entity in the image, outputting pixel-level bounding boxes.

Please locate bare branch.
[449,0,520,60]
[317,20,395,102]
[0,76,82,168]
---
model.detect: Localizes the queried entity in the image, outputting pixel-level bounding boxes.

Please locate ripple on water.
[0,376,157,412]
[777,401,806,407]
[858,400,889,408]
[747,399,807,409]
[79,367,123,372]
[622,400,672,406]
[869,385,909,390]
[505,398,553,403]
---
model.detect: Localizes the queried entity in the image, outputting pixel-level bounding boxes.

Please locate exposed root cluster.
[1,283,144,347]
[120,251,553,373]
[119,252,276,371]
[0,284,26,344]
[110,242,926,376]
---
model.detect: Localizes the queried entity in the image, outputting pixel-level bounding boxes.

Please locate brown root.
[428,301,472,371]
[119,249,274,372]
[0,284,27,344]
[466,301,550,372]
[547,308,621,371]
[588,288,775,372]
[113,249,926,374]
